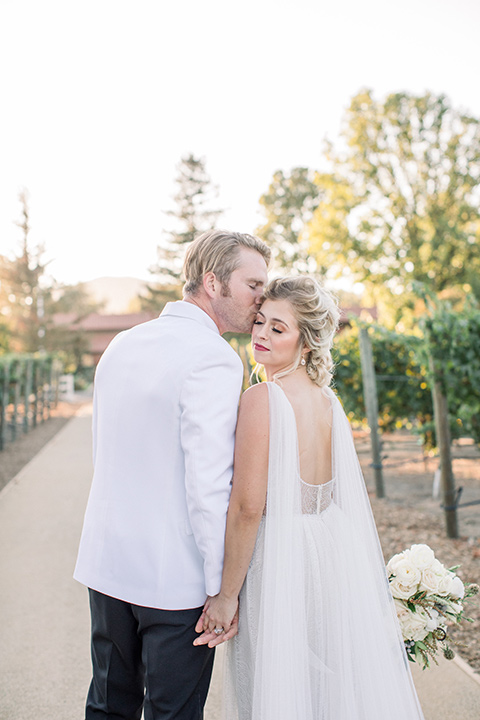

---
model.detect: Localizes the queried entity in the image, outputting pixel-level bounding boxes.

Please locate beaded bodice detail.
[300,477,335,514]
[263,477,335,517]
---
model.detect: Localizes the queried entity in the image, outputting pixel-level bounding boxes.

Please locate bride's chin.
[253,353,269,366]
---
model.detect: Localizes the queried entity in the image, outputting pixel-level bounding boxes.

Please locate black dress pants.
[86,589,215,720]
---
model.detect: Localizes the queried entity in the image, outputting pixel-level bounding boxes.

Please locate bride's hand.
[193,594,239,647]
[203,593,238,634]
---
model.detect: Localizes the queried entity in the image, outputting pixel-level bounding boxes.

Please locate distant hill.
[83,277,148,314]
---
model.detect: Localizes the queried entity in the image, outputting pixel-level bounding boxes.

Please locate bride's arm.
[194,382,269,645]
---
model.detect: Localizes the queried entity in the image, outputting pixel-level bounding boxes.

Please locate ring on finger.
[214,627,224,635]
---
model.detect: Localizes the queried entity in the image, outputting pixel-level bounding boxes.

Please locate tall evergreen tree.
[0,190,50,352]
[143,154,222,311]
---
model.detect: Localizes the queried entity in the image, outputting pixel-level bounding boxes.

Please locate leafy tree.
[143,153,223,310]
[0,190,50,352]
[0,254,11,352]
[43,282,103,374]
[308,90,480,325]
[0,318,10,354]
[256,167,320,272]
[140,282,184,313]
[333,299,480,449]
[418,296,480,446]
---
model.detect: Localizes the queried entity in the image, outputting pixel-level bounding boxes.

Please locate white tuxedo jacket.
[74,301,244,610]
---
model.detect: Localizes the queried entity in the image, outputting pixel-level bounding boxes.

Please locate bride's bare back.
[280,378,333,486]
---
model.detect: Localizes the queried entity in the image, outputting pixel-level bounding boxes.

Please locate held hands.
[193,594,239,648]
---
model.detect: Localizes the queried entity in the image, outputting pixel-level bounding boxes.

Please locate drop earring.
[301,356,306,366]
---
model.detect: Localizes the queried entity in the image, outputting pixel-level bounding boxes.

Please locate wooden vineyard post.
[359,327,385,498]
[429,355,458,539]
[11,360,20,442]
[23,358,33,433]
[0,361,10,451]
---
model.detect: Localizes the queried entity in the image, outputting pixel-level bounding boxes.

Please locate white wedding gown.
[224,382,424,719]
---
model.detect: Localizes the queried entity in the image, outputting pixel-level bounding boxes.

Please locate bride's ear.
[300,346,310,366]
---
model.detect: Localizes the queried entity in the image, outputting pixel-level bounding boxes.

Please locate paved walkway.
[0,405,479,719]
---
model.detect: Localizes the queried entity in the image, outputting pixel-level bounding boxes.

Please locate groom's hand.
[194,596,211,636]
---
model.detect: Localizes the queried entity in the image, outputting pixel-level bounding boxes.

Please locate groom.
[74,230,270,720]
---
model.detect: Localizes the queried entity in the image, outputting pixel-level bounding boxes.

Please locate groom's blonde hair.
[183,230,271,295]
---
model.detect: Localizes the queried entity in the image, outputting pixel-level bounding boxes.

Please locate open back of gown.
[224,382,424,720]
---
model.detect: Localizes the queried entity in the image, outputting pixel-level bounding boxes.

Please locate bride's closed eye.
[253,319,282,334]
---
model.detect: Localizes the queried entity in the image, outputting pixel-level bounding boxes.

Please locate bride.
[194,276,424,719]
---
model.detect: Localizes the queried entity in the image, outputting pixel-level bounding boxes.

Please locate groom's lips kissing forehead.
[254,343,269,352]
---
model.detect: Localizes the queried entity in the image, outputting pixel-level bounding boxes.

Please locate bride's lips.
[254,343,269,352]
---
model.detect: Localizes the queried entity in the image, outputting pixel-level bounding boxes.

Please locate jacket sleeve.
[180,347,243,597]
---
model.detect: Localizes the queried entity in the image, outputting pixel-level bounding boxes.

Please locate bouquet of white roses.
[387,543,478,669]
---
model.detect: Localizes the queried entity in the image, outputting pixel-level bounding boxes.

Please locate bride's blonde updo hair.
[261,275,340,388]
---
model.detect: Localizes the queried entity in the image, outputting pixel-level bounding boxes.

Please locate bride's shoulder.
[239,382,270,420]
[241,382,269,403]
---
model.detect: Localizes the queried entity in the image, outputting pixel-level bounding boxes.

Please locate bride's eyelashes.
[253,320,283,334]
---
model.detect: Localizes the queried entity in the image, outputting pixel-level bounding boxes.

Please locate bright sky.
[1,0,479,285]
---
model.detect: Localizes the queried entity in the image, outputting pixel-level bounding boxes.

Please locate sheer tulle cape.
[224,382,424,720]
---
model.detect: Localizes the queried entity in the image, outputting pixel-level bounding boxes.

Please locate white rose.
[450,576,465,599]
[389,559,421,599]
[408,544,436,571]
[405,611,430,642]
[387,551,408,576]
[394,600,429,641]
[420,568,442,596]
[394,599,410,624]
[390,579,416,600]
[431,558,448,576]
[437,572,454,597]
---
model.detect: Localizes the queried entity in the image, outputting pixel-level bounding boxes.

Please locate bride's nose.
[257,325,268,340]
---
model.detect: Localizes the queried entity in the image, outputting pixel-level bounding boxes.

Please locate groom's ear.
[203,271,219,299]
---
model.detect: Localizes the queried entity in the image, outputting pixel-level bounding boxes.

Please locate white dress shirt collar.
[160,301,220,335]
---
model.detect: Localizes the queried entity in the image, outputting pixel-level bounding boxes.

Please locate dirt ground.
[1,410,479,673]
[357,430,480,673]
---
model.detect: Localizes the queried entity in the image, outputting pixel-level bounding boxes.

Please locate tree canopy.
[307,90,480,324]
[256,167,320,273]
[143,153,222,310]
